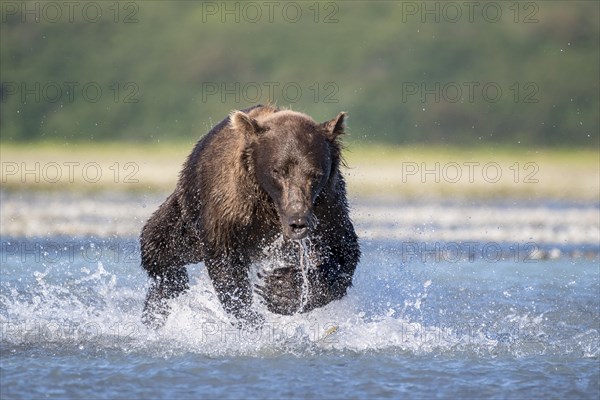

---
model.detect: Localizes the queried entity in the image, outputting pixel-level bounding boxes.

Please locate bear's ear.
[229,110,264,136]
[321,112,347,140]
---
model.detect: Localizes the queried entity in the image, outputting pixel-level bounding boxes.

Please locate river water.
[1,192,598,399]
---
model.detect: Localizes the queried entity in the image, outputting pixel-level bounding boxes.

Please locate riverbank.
[1,143,598,200]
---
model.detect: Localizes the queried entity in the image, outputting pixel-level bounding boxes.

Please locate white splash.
[297,238,312,313]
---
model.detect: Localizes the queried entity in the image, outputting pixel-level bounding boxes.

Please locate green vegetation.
[1,1,598,147]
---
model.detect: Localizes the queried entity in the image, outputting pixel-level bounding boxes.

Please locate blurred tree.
[0,1,598,148]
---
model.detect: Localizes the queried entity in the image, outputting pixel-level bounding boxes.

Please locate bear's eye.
[309,171,323,181]
[272,168,281,178]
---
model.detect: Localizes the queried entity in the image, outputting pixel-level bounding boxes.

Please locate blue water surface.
[1,232,598,398]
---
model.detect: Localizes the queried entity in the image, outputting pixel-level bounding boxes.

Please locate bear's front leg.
[255,265,339,315]
[205,256,264,327]
[142,267,189,329]
[254,267,304,315]
[255,238,360,315]
[301,234,361,312]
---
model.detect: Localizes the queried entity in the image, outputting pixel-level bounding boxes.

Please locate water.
[298,239,312,313]
[1,194,599,399]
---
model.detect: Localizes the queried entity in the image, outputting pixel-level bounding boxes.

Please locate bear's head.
[231,109,346,240]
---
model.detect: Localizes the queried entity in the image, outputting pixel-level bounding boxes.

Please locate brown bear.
[140,105,360,328]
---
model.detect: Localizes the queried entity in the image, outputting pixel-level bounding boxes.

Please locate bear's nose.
[287,215,309,239]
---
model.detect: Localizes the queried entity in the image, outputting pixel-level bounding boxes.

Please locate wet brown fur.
[140,105,360,328]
